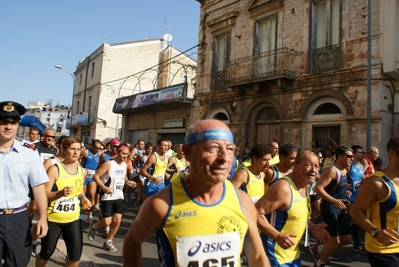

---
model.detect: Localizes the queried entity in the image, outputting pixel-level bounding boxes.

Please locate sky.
[0,1,200,107]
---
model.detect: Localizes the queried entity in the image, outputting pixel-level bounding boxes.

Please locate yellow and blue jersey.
[261,175,310,266]
[366,171,399,253]
[157,179,248,266]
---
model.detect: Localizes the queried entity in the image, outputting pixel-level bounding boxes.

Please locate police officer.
[0,101,49,266]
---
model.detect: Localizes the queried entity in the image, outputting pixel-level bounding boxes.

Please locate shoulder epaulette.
[23,142,36,151]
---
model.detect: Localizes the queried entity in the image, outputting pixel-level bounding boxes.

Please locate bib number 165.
[186,256,235,267]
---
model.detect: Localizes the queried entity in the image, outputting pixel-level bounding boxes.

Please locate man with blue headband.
[123,119,270,266]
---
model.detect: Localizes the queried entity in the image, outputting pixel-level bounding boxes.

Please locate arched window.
[214,112,229,121]
[313,103,341,115]
[256,107,280,122]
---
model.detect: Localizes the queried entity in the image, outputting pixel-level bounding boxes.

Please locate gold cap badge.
[3,102,15,113]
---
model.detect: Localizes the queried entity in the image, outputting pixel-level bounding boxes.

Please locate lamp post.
[55,65,75,134]
[55,65,75,81]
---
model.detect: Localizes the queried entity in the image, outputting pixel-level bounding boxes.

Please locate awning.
[20,115,47,134]
[157,128,186,134]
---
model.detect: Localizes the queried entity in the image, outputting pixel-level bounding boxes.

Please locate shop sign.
[164,118,184,128]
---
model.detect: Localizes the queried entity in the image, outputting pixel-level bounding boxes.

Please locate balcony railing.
[311,44,341,74]
[213,47,297,90]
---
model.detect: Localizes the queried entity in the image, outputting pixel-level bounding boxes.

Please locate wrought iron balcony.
[311,44,341,74]
[213,47,297,90]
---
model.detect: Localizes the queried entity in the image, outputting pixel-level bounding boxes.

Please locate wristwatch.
[370,228,380,238]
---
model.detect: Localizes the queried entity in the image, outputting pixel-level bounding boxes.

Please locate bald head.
[387,136,399,154]
[189,119,230,133]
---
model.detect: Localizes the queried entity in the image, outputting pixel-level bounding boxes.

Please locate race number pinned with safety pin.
[114,180,125,192]
[87,169,95,178]
[176,232,240,267]
[53,197,78,213]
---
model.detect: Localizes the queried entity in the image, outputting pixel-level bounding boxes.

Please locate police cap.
[0,101,26,122]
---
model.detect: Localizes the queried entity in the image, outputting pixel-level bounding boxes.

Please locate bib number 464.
[56,203,76,212]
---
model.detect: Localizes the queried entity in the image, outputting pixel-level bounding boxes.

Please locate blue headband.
[186,129,234,145]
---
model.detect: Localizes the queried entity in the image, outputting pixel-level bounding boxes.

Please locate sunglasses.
[345,154,354,158]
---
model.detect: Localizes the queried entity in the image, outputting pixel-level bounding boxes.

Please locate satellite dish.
[163,33,173,42]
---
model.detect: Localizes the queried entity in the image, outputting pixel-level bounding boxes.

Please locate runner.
[351,136,399,266]
[123,119,270,266]
[93,138,120,212]
[230,143,272,203]
[264,143,297,189]
[139,139,168,203]
[81,139,103,224]
[347,145,365,252]
[36,136,91,267]
[32,135,67,257]
[133,142,153,205]
[166,144,189,185]
[88,143,137,253]
[256,150,330,266]
[313,146,353,267]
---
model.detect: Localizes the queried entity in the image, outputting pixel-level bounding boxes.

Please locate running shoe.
[88,223,97,241]
[134,202,141,213]
[353,244,365,253]
[94,203,101,211]
[85,216,93,224]
[103,241,117,253]
[309,245,320,263]
[105,225,110,235]
[31,244,37,257]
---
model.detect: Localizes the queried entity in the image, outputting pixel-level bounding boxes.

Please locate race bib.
[154,174,165,181]
[353,180,361,192]
[251,196,261,204]
[114,180,125,191]
[87,169,95,178]
[176,232,240,267]
[178,166,186,174]
[53,197,78,213]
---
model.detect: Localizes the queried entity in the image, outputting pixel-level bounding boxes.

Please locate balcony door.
[254,16,277,78]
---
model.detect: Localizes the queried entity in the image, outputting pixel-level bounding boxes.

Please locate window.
[314,0,339,48]
[311,0,341,73]
[254,15,277,77]
[211,33,230,90]
[91,62,95,78]
[79,73,82,85]
[88,95,92,120]
[254,16,277,55]
[76,100,80,114]
[313,103,341,114]
[313,125,341,151]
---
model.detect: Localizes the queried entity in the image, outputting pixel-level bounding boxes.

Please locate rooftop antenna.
[163,18,170,34]
[102,33,109,44]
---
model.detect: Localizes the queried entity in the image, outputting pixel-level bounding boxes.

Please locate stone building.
[68,38,196,145]
[112,41,197,145]
[191,0,399,162]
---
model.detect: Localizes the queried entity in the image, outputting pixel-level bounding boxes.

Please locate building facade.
[113,44,197,145]
[68,38,196,145]
[191,0,399,162]
[67,38,196,145]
